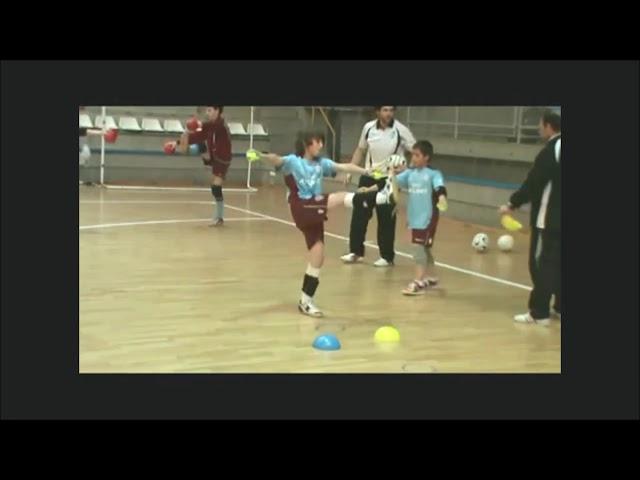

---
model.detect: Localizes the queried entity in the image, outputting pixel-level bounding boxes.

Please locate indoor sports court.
[79,106,561,373]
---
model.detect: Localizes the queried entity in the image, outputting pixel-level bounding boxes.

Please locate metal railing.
[404,106,548,144]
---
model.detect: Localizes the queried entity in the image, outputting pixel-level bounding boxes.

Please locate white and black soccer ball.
[472,233,490,252]
[388,154,406,169]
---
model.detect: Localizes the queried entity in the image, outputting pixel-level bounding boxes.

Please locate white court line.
[79,194,533,291]
[79,217,268,230]
[80,200,215,205]
[221,203,533,292]
[103,184,255,193]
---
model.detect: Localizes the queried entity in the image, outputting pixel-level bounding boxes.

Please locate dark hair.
[201,106,224,113]
[374,106,397,111]
[413,140,434,160]
[541,109,561,132]
[295,130,325,157]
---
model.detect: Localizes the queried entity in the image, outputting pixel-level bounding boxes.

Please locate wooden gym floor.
[79,186,561,373]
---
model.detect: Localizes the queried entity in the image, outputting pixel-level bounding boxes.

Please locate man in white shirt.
[341,106,417,267]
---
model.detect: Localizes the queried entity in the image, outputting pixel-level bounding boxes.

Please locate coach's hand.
[499,204,513,214]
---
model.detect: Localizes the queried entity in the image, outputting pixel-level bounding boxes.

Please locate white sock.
[300,292,312,304]
[343,193,354,209]
[306,264,320,278]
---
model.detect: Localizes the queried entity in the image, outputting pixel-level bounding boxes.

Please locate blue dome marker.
[312,334,341,351]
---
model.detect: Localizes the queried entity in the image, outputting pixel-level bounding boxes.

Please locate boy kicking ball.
[389,140,448,296]
[246,131,396,317]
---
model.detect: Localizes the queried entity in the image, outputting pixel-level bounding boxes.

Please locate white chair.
[163,119,185,133]
[94,115,118,130]
[227,122,247,135]
[141,118,164,132]
[118,116,142,131]
[79,113,93,129]
[247,123,268,136]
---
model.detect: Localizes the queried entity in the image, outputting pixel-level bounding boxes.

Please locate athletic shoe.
[513,312,551,326]
[298,300,324,318]
[209,218,224,227]
[373,258,393,267]
[340,253,363,264]
[402,281,426,296]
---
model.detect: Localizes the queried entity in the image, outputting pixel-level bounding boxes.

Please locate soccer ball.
[472,233,489,252]
[497,234,514,252]
[388,154,406,169]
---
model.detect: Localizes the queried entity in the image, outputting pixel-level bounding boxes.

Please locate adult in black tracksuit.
[341,106,417,267]
[501,110,561,325]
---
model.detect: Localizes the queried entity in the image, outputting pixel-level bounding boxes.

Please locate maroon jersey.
[188,118,232,162]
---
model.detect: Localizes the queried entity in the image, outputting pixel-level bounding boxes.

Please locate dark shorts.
[411,212,439,247]
[290,195,329,250]
[202,155,232,179]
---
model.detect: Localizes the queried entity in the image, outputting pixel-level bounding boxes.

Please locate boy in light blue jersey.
[390,140,448,296]
[247,131,396,317]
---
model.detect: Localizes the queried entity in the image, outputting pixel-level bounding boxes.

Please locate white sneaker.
[513,312,551,326]
[373,258,393,267]
[340,253,363,264]
[298,300,324,318]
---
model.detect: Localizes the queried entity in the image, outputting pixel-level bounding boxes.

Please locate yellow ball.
[246,149,260,162]
[374,326,400,343]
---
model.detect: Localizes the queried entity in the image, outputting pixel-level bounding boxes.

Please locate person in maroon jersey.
[168,106,232,226]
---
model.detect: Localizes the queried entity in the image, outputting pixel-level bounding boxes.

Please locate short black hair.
[374,106,397,111]
[295,130,325,157]
[541,109,561,132]
[412,140,434,160]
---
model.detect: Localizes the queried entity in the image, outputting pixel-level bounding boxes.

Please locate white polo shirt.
[358,119,416,174]
[536,134,561,229]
